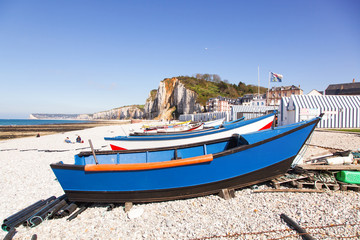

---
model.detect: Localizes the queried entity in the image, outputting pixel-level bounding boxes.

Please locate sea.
[0,119,92,126]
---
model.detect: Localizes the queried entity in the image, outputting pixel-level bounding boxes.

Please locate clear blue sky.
[0,0,359,118]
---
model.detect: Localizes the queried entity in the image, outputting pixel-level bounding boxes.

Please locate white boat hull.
[107,114,274,150]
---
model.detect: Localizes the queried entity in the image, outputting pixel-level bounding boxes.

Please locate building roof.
[270,85,302,91]
[325,82,360,95]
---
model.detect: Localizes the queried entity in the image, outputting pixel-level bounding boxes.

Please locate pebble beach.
[0,123,359,239]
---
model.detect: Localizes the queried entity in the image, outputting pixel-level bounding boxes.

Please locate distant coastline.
[29,113,91,120]
[0,119,92,126]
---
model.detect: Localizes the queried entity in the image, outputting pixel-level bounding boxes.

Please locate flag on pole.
[270,72,283,82]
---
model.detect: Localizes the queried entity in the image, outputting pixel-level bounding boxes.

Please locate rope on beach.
[39,149,70,152]
[192,221,360,240]
[20,149,38,152]
[306,143,345,151]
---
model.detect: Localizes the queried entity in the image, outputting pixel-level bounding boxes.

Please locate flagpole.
[257,66,260,97]
[267,71,271,106]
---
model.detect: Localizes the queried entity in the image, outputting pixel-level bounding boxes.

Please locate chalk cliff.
[92,106,144,120]
[144,77,203,120]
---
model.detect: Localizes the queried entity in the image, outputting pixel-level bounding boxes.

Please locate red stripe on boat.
[110,144,127,151]
[258,121,273,131]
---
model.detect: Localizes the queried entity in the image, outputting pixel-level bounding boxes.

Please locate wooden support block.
[218,188,235,200]
[271,180,280,189]
[294,181,304,189]
[289,180,299,188]
[124,202,133,212]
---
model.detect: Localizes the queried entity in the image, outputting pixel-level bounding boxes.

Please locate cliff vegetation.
[177,74,267,106]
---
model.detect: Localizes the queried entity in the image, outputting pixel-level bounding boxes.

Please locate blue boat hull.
[61,157,294,203]
[51,117,320,203]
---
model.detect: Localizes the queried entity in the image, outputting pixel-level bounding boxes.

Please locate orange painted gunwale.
[84,154,213,172]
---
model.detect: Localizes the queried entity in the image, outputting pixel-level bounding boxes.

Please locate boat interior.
[75,134,248,166]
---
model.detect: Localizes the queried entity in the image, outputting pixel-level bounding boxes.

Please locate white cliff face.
[174,80,202,114]
[144,92,156,119]
[144,78,203,120]
[92,106,144,120]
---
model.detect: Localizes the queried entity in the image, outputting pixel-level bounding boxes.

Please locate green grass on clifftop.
[177,76,267,106]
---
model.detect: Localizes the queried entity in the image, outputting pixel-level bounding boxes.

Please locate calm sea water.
[0,119,91,126]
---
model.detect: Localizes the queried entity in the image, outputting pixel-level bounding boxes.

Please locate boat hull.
[51,117,320,203]
[61,156,293,203]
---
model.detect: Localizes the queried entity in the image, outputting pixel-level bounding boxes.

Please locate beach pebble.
[127,207,144,219]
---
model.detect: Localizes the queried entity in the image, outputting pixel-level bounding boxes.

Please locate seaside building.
[231,94,267,106]
[206,96,232,112]
[266,85,303,106]
[325,79,360,95]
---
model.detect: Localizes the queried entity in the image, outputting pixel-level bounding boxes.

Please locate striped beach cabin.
[279,95,360,128]
[179,105,277,122]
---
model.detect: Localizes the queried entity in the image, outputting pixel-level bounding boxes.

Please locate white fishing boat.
[106,113,275,150]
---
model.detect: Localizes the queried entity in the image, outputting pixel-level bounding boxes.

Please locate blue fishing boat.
[50,116,321,203]
[106,113,275,150]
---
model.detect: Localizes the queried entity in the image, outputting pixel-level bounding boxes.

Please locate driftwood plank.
[297,164,360,171]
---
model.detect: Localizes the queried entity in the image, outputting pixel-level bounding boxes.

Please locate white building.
[307,89,323,96]
[206,97,231,112]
